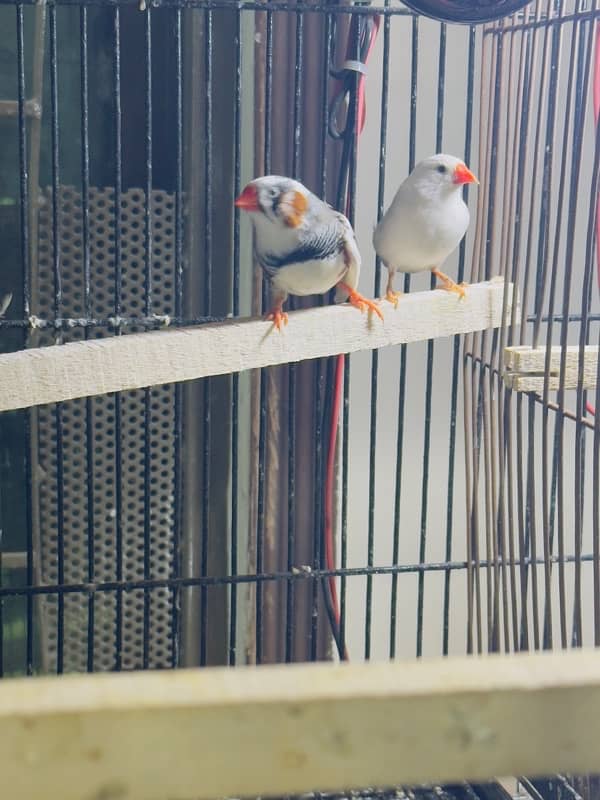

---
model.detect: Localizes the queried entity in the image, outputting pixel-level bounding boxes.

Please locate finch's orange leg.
[432,268,467,299]
[337,282,384,321]
[264,305,289,330]
[385,272,402,308]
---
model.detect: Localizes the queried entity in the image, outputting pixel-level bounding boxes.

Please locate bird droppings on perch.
[0,279,514,413]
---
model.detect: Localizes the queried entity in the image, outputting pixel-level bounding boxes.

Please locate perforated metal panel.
[34,186,177,672]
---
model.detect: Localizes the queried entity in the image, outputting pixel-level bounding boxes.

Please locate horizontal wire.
[484,8,600,36]
[1,312,597,333]
[0,0,413,13]
[0,550,595,599]
[0,315,227,330]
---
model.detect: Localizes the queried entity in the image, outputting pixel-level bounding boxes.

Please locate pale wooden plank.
[0,279,512,412]
[504,345,598,391]
[1,650,600,800]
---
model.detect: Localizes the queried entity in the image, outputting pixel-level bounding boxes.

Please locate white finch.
[373,153,478,305]
[235,175,383,329]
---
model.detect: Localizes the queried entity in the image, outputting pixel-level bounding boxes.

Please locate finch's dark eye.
[436,165,447,174]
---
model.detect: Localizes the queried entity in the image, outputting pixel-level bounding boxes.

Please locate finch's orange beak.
[453,163,478,185]
[234,184,260,211]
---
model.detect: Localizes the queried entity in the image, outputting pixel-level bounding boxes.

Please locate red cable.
[324,14,380,661]
[356,17,381,135]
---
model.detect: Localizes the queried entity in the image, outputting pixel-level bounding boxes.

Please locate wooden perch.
[504,344,598,391]
[0,279,512,412]
[2,649,600,800]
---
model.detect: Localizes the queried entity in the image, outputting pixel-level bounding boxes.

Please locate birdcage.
[0,0,599,798]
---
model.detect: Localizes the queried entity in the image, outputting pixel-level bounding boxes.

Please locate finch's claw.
[447,282,467,300]
[386,289,402,308]
[432,269,468,300]
[437,281,466,299]
[346,288,384,321]
[265,308,289,330]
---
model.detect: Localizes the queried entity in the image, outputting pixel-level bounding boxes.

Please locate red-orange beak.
[234,184,260,211]
[453,163,478,186]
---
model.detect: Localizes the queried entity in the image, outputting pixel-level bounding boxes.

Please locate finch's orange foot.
[439,281,467,300]
[265,308,289,330]
[386,289,402,308]
[432,268,468,300]
[345,288,384,321]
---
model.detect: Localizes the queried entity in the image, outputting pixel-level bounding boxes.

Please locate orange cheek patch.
[280,190,308,228]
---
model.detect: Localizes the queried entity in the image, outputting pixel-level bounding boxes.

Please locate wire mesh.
[0,0,598,797]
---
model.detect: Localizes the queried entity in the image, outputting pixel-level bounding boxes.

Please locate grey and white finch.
[235,175,382,329]
[373,154,478,306]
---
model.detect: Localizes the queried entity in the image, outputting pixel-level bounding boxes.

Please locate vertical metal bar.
[200,6,213,667]
[363,6,385,663]
[540,8,575,651]
[311,11,332,664]
[310,353,322,662]
[490,15,530,650]
[466,23,495,656]
[494,16,528,653]
[365,346,377,660]
[517,4,554,345]
[341,12,365,657]
[594,323,600,646]
[472,356,485,653]
[49,3,65,674]
[443,24,476,656]
[319,12,332,202]
[256,363,267,664]
[338,7,363,652]
[506,6,546,649]
[287,7,302,664]
[390,12,418,658]
[26,2,47,316]
[16,3,34,676]
[340,352,349,654]
[16,6,30,324]
[516,393,529,650]
[572,61,600,648]
[531,14,563,351]
[113,7,124,671]
[416,21,445,659]
[488,18,520,654]
[80,5,95,673]
[49,3,61,324]
[0,487,3,677]
[374,1,390,658]
[506,0,548,648]
[229,4,241,667]
[556,10,596,650]
[503,10,535,652]
[526,393,540,650]
[142,6,153,671]
[484,360,498,650]
[144,9,153,322]
[481,21,505,652]
[255,7,273,667]
[287,368,297,662]
[171,6,184,670]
